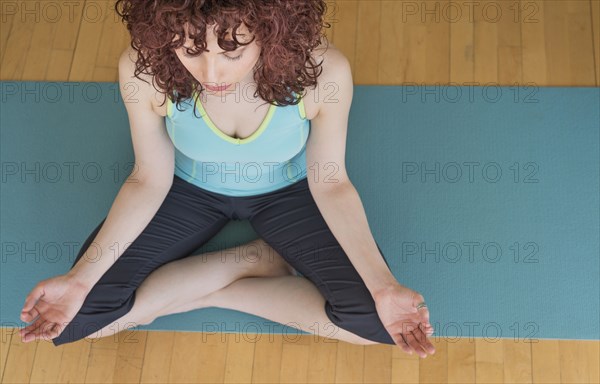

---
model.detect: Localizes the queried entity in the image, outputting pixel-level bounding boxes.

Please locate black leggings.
[52,174,396,346]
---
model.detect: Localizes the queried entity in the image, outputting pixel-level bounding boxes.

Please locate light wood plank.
[532,339,561,384]
[1,332,37,384]
[0,0,36,80]
[497,0,522,47]
[0,1,15,62]
[378,1,407,84]
[112,330,147,384]
[306,336,338,383]
[93,66,118,82]
[140,331,174,384]
[567,1,597,85]
[583,340,600,384]
[334,342,365,383]
[280,336,310,383]
[425,1,450,84]
[364,344,392,384]
[52,0,84,51]
[447,338,475,383]
[84,336,119,384]
[0,327,15,380]
[419,337,447,384]
[168,332,205,383]
[498,44,523,84]
[390,333,422,384]
[450,0,475,83]
[196,332,228,383]
[391,357,419,384]
[95,1,126,69]
[475,337,504,383]
[169,331,228,383]
[29,340,64,383]
[503,339,532,383]
[543,0,571,85]
[69,0,110,81]
[354,1,381,84]
[45,48,75,81]
[332,0,358,76]
[559,340,589,384]
[402,5,427,83]
[522,0,548,85]
[323,0,336,45]
[474,0,498,84]
[21,8,57,80]
[251,333,283,383]
[56,339,91,383]
[223,332,255,384]
[591,0,600,85]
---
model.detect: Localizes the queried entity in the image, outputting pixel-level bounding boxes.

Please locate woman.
[19,0,435,357]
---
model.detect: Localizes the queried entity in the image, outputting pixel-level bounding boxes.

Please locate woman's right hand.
[19,274,90,343]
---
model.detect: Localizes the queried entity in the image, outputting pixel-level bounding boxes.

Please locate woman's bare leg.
[81,238,289,339]
[82,239,377,345]
[202,275,379,345]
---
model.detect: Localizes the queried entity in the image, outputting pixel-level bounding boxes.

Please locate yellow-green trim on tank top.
[165,98,175,142]
[192,89,276,145]
[298,97,306,120]
[166,96,173,118]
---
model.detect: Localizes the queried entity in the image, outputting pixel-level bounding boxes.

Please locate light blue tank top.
[164,89,310,196]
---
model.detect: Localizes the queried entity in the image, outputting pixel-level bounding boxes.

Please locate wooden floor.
[1,0,599,383]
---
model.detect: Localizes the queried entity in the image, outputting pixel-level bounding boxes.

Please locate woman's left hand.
[373,283,436,357]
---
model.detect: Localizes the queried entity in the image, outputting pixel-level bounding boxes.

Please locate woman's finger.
[20,320,39,335]
[20,312,45,336]
[423,322,435,336]
[398,333,414,356]
[391,319,422,356]
[40,322,61,341]
[21,299,50,325]
[22,283,45,314]
[413,293,431,324]
[418,306,430,325]
[402,329,427,358]
[413,324,436,354]
[22,318,48,342]
[20,306,40,323]
[389,330,413,355]
[29,319,58,342]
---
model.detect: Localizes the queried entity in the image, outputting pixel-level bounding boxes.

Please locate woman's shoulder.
[119,46,170,117]
[302,41,351,120]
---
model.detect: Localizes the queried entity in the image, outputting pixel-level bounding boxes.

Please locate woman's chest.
[154,87,319,125]
[164,96,311,163]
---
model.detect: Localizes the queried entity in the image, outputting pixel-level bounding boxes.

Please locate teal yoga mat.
[1,81,598,341]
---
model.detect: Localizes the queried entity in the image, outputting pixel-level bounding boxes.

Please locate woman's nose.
[199,61,224,84]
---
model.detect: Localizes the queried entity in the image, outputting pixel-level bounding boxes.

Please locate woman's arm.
[308,182,398,296]
[304,48,397,297]
[69,47,176,289]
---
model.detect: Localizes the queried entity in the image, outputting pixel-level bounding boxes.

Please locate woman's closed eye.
[225,54,243,61]
[181,48,243,62]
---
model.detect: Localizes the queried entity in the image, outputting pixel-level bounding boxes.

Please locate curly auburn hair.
[114,0,332,116]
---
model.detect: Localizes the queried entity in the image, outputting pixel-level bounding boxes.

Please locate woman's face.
[174,22,261,95]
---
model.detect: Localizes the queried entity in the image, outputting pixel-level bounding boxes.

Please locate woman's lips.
[204,83,231,91]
